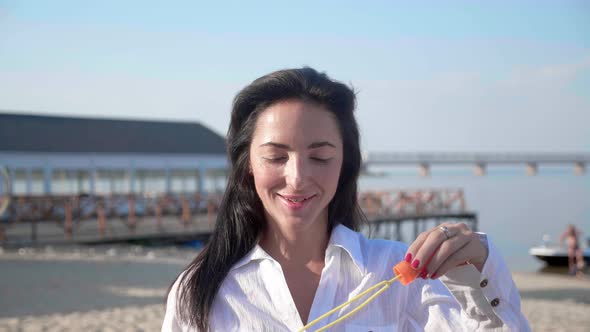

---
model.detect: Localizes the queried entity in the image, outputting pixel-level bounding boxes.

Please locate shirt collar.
[230,241,274,271]
[328,224,366,276]
[229,224,366,274]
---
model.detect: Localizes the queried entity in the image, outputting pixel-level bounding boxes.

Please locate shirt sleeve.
[161,276,185,332]
[438,233,531,331]
[401,277,478,332]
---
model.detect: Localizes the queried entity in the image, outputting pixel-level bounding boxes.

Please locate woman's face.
[249,99,343,234]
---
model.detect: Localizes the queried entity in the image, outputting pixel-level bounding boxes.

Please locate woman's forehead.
[252,101,342,147]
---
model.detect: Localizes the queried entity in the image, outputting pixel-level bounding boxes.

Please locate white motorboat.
[529,235,590,266]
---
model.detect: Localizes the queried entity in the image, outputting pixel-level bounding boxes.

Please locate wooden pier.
[0,193,219,246]
[1,215,215,247]
[366,212,477,242]
[0,188,475,246]
[360,188,477,242]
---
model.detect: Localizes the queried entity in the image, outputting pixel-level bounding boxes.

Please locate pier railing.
[1,188,476,245]
[359,188,477,242]
[0,193,222,244]
[359,188,466,217]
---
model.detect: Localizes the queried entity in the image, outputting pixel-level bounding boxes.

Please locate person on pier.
[163,68,530,331]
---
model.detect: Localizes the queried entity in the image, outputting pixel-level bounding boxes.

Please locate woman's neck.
[259,219,329,268]
[259,217,330,325]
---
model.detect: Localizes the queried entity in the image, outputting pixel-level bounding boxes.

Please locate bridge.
[363,152,589,176]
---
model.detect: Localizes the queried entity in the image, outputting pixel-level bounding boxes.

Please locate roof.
[0,113,226,154]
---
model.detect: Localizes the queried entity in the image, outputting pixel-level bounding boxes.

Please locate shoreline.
[2,250,589,331]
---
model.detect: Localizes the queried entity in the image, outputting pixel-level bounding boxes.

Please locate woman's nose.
[285,157,307,189]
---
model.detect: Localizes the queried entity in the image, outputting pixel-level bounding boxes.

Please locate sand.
[515,272,590,332]
[1,247,589,332]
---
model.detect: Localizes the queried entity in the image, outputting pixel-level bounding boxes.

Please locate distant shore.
[1,247,589,331]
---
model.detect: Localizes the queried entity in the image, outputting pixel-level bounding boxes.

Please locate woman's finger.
[430,241,478,279]
[424,232,470,277]
[409,223,457,276]
[404,227,436,263]
[430,233,487,278]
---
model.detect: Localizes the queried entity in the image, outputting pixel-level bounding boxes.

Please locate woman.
[163,68,530,331]
[560,224,585,275]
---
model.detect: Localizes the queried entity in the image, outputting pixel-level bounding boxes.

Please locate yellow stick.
[299,279,389,331]
[298,274,401,332]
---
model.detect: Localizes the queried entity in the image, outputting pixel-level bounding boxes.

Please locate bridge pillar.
[526,162,538,176]
[418,163,430,177]
[474,163,486,176]
[574,162,585,176]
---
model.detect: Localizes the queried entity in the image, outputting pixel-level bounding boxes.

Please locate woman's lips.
[277,194,316,210]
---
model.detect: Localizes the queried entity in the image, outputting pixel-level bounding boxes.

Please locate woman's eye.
[311,157,331,163]
[263,157,287,163]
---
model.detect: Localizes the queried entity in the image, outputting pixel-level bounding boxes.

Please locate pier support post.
[128,167,136,194]
[165,168,172,194]
[197,167,206,195]
[25,168,32,195]
[89,167,97,195]
[64,200,73,239]
[395,222,402,242]
[208,197,215,225]
[97,203,106,238]
[128,195,136,231]
[574,162,585,176]
[43,166,52,194]
[526,162,538,176]
[418,163,430,177]
[5,168,14,196]
[31,216,37,242]
[181,197,191,227]
[155,202,163,230]
[474,163,486,176]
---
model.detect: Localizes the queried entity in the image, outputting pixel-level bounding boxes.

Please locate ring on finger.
[439,226,453,240]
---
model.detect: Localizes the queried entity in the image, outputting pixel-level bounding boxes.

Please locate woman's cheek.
[316,164,341,190]
[252,167,282,189]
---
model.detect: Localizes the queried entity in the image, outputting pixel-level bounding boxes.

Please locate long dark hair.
[174,67,365,330]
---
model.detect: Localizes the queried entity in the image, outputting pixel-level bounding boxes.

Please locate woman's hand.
[404,223,488,279]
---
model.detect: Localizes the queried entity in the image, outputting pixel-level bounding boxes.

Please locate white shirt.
[163,225,531,331]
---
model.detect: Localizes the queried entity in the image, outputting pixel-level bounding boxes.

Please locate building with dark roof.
[0,113,228,195]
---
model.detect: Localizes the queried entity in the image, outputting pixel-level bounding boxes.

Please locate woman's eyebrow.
[259,142,289,149]
[258,141,336,149]
[308,141,336,149]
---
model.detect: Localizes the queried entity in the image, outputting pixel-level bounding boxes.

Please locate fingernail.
[419,269,428,279]
[411,259,420,269]
[430,273,437,279]
[405,253,412,263]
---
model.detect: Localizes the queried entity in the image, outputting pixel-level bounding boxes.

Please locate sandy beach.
[1,246,589,332]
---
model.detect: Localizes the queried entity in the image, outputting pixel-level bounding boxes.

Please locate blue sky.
[1,0,589,152]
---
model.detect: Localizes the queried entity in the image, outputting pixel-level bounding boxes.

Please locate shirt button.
[480,279,488,288]
[490,298,500,307]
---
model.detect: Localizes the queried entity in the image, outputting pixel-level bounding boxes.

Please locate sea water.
[358,165,590,272]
